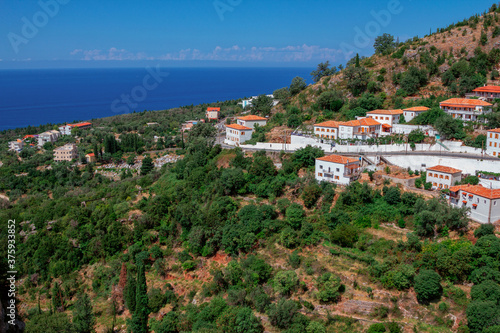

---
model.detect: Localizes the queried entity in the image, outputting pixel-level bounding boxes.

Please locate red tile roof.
[440,98,492,107]
[69,122,92,127]
[367,109,404,115]
[226,124,252,130]
[473,86,500,93]
[449,184,500,199]
[207,107,220,111]
[487,128,500,133]
[427,165,462,174]
[23,135,35,139]
[237,115,267,121]
[317,154,359,165]
[314,121,341,128]
[86,153,95,157]
[340,118,381,127]
[403,106,430,112]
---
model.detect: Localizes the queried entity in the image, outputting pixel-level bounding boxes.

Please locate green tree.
[124,273,137,312]
[130,263,150,333]
[344,66,370,96]
[367,323,387,333]
[234,307,264,333]
[435,115,465,140]
[374,33,396,54]
[408,129,425,143]
[140,156,154,175]
[252,94,274,116]
[302,184,322,209]
[474,224,495,239]
[414,269,442,304]
[311,61,337,83]
[317,91,344,111]
[73,292,96,333]
[273,87,291,105]
[267,298,299,329]
[273,270,299,296]
[286,203,306,230]
[316,273,343,303]
[290,77,307,96]
[306,321,327,333]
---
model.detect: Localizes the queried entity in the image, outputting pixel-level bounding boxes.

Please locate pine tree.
[51,282,63,311]
[73,292,96,333]
[355,53,360,68]
[130,263,150,333]
[140,156,154,175]
[124,273,137,313]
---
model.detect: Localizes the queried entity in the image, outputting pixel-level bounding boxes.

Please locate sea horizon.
[0,67,313,131]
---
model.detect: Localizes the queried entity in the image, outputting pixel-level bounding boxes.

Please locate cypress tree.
[355,53,360,68]
[73,292,96,333]
[124,273,137,313]
[131,263,150,333]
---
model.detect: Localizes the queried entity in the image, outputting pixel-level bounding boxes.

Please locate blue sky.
[0,0,495,68]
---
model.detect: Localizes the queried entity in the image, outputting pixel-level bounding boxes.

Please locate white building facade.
[449,185,500,224]
[440,98,492,122]
[315,155,361,185]
[225,124,253,146]
[8,140,24,152]
[237,115,267,129]
[366,110,404,126]
[486,128,500,157]
[38,130,60,147]
[426,165,462,190]
[403,106,429,122]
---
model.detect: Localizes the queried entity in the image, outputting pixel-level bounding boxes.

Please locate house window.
[336,168,340,172]
[320,165,323,169]
[318,173,323,177]
[445,176,449,180]
[335,176,339,180]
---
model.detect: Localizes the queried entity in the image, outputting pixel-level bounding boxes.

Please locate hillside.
[2,5,500,333]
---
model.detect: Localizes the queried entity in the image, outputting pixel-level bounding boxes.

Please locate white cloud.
[70,45,343,63]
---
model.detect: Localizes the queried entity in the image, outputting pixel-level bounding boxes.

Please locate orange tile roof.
[69,122,92,127]
[473,86,500,93]
[86,153,95,157]
[23,135,35,139]
[403,106,430,112]
[314,121,341,128]
[339,118,381,127]
[317,154,359,165]
[237,115,267,121]
[440,98,492,107]
[207,107,220,111]
[226,124,252,130]
[427,165,462,174]
[487,128,500,133]
[449,184,500,199]
[366,109,404,115]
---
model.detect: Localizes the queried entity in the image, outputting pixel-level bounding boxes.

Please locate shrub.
[273,270,299,296]
[267,298,299,329]
[474,224,495,239]
[414,269,442,304]
[331,224,360,248]
[302,184,322,209]
[288,251,302,269]
[316,273,343,303]
[367,323,387,333]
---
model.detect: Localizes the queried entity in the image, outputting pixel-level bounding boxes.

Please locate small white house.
[449,185,500,224]
[38,130,60,147]
[206,107,220,121]
[314,121,340,140]
[486,128,500,157]
[426,165,462,190]
[366,109,404,127]
[440,98,492,122]
[403,106,430,122]
[236,115,267,129]
[315,154,361,185]
[225,124,253,146]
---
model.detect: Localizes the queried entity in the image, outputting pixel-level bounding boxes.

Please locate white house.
[206,107,220,121]
[486,128,500,157]
[426,165,462,190]
[337,118,382,140]
[54,143,78,162]
[471,86,500,102]
[237,115,267,129]
[8,140,24,152]
[403,106,430,122]
[38,130,60,147]
[314,121,341,140]
[440,98,492,122]
[59,122,92,135]
[448,184,500,224]
[366,109,404,127]
[239,95,278,108]
[225,124,253,146]
[315,154,361,185]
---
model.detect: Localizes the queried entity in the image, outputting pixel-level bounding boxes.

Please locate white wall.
[385,155,500,174]
[391,124,437,137]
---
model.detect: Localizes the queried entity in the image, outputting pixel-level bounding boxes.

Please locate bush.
[302,184,322,209]
[474,224,495,239]
[316,272,343,303]
[274,270,299,296]
[414,269,442,304]
[306,321,326,333]
[288,251,302,269]
[367,323,387,333]
[267,298,299,329]
[331,224,360,248]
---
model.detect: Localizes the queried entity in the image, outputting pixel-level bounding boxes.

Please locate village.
[6,86,500,225]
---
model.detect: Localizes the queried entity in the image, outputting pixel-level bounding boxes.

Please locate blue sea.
[0,67,312,130]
